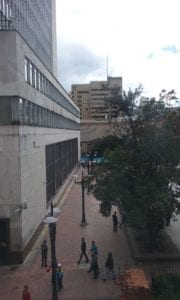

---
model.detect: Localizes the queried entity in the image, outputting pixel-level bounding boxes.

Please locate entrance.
[0,219,9,265]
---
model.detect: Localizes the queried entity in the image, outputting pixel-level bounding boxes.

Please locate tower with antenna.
[106,55,109,79]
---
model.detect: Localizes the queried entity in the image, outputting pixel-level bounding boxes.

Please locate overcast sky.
[56,0,180,99]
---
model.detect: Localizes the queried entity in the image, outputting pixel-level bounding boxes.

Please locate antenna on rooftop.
[106,55,109,79]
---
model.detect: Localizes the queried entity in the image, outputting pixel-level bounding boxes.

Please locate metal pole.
[81,169,86,226]
[50,204,58,300]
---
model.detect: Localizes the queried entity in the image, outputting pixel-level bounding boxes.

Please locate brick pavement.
[0,169,134,300]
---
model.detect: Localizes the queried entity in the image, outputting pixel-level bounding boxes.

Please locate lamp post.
[74,168,87,226]
[44,204,60,300]
[81,168,86,226]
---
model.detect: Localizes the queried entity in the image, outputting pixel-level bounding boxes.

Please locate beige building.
[80,120,112,153]
[71,77,122,120]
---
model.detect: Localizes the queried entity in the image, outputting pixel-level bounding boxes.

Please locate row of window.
[0,0,12,29]
[13,0,52,70]
[24,58,79,118]
[0,0,12,18]
[46,139,78,202]
[0,96,80,131]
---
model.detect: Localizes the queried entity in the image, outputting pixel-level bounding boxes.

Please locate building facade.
[71,77,122,120]
[0,0,80,264]
[80,120,112,153]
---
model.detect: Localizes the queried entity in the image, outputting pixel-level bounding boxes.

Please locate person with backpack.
[56,263,64,291]
[103,252,115,281]
[88,253,99,279]
[89,241,98,257]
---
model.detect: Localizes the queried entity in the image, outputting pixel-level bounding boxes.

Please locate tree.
[89,87,180,250]
[90,135,121,156]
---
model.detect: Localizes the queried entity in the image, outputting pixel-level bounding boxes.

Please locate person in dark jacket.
[88,253,99,279]
[41,239,48,267]
[112,212,118,232]
[103,252,115,281]
[77,237,89,264]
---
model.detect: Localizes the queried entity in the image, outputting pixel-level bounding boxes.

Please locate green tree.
[89,87,180,250]
[90,135,121,156]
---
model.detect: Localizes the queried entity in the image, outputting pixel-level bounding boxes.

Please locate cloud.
[56,0,180,98]
[57,41,105,92]
[161,45,180,54]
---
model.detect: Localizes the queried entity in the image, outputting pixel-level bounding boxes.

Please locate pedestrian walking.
[88,253,99,279]
[56,263,64,291]
[41,239,48,267]
[112,212,118,232]
[89,240,98,257]
[103,252,116,281]
[77,237,89,264]
[22,285,31,300]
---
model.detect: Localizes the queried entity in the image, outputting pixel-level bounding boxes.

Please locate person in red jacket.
[22,285,31,300]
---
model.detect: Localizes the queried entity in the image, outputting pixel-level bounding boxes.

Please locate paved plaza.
[0,170,133,300]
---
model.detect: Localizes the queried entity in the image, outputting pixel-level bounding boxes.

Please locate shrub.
[152,273,180,299]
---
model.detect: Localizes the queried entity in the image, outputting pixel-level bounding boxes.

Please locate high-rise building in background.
[71,77,122,120]
[0,0,80,264]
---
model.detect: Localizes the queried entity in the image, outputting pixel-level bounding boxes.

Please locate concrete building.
[80,120,112,153]
[71,76,122,120]
[0,0,80,264]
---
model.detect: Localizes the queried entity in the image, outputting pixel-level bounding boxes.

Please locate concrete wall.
[0,126,22,253]
[0,125,80,261]
[19,126,80,249]
[80,120,112,153]
[0,32,18,92]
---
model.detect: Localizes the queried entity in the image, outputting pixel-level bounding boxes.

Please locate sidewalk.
[0,169,133,300]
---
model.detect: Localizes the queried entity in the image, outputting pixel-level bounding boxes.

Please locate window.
[45,139,78,203]
[24,57,79,118]
[24,100,30,124]
[36,70,39,90]
[38,71,41,91]
[19,98,24,123]
[29,63,33,85]
[9,2,12,17]
[34,68,37,89]
[2,0,5,14]
[24,58,28,82]
[6,1,9,18]
[41,75,45,93]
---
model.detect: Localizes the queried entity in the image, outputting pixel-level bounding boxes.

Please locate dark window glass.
[45,138,78,203]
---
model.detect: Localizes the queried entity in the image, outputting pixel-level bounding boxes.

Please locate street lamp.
[81,168,86,226]
[44,204,60,300]
[74,167,87,226]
